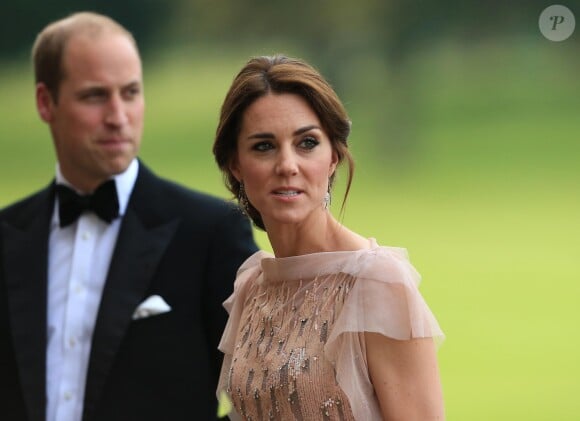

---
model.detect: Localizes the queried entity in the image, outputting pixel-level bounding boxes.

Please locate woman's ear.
[329,149,339,177]
[229,157,242,182]
[36,83,54,123]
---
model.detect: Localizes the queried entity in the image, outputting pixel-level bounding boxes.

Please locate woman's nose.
[275,148,298,176]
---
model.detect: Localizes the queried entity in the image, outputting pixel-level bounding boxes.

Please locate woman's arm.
[366,333,445,420]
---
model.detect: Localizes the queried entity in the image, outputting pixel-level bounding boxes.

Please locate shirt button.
[69,337,76,348]
[74,283,84,294]
[63,392,72,401]
[81,231,91,240]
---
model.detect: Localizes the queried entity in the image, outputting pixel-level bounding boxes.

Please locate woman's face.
[231,93,338,229]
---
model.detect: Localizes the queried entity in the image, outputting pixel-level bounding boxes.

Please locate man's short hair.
[32,12,138,101]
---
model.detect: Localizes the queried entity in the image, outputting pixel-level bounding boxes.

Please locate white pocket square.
[132,295,172,320]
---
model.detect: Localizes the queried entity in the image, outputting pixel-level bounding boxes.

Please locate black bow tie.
[56,179,120,227]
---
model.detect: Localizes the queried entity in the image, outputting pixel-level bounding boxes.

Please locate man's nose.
[104,95,128,126]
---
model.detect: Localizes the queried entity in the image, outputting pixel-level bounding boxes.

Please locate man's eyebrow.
[123,80,142,88]
[75,86,108,96]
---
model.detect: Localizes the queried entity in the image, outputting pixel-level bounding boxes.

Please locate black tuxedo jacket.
[0,163,258,421]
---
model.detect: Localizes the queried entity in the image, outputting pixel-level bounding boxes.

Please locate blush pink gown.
[218,239,444,420]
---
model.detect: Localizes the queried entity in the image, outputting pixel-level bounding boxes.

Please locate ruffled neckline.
[260,238,380,283]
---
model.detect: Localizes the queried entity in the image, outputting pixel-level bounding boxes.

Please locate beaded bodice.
[226,270,357,420]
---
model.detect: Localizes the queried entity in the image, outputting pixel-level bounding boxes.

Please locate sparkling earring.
[323,184,331,210]
[238,182,250,215]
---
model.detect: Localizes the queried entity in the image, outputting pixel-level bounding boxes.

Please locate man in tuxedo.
[0,12,257,421]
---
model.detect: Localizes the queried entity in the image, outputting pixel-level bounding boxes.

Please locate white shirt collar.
[53,159,139,224]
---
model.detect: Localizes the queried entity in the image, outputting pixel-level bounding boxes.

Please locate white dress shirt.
[46,159,138,421]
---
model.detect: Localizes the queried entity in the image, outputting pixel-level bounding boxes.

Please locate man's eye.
[81,91,106,101]
[300,136,319,150]
[252,142,274,152]
[123,87,141,100]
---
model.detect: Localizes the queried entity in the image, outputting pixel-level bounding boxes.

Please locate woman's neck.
[265,213,369,258]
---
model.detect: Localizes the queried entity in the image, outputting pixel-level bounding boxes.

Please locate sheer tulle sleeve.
[325,246,444,420]
[216,251,269,420]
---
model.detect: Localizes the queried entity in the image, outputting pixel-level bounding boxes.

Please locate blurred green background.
[1,1,578,419]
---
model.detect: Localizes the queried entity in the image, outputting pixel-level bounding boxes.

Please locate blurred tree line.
[0,0,172,60]
[1,0,574,169]
[1,0,565,61]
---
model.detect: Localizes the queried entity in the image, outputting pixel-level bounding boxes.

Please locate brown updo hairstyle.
[213,54,354,230]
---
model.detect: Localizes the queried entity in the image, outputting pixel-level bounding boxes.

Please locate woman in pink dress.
[213,55,445,420]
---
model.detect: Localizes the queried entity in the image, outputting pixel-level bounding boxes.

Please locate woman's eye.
[252,141,274,152]
[300,136,319,150]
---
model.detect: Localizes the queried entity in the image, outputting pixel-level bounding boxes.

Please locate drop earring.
[323,182,331,210]
[238,182,250,215]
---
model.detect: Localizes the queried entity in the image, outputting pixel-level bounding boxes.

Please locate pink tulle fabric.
[217,238,444,420]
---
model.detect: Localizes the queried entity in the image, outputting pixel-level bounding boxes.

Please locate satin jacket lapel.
[2,190,52,421]
[82,204,179,421]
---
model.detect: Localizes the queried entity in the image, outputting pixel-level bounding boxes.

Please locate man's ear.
[36,83,55,123]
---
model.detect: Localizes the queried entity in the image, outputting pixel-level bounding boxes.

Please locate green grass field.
[1,39,578,420]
